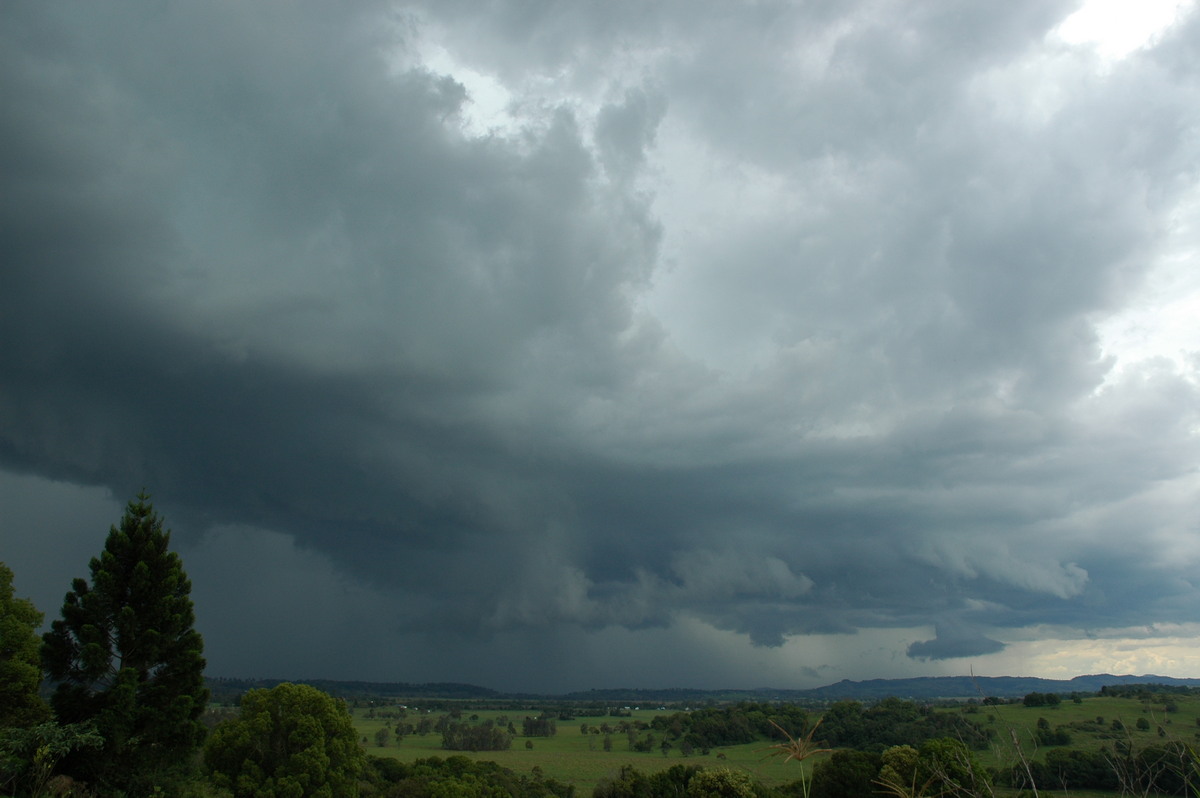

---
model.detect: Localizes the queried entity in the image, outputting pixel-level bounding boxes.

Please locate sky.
[2,0,1199,695]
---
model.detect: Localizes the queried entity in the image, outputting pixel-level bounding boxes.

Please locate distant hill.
[206,677,503,704]
[790,674,1200,701]
[559,675,1200,703]
[206,673,1200,704]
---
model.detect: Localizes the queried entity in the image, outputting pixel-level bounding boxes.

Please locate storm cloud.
[1,0,1198,692]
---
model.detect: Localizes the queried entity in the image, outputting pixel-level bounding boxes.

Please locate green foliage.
[441,720,514,751]
[0,720,103,796]
[353,694,1200,797]
[1008,742,1200,794]
[1101,682,1200,698]
[0,562,50,729]
[595,764,754,798]
[593,764,650,798]
[1021,692,1060,707]
[875,744,920,797]
[915,738,989,798]
[875,739,988,798]
[206,682,366,797]
[650,703,809,749]
[1022,686,1060,705]
[808,749,882,798]
[649,764,703,797]
[41,494,209,795]
[818,698,991,752]
[1035,725,1071,746]
[524,715,559,737]
[365,754,575,798]
[1018,747,1118,792]
[685,768,755,798]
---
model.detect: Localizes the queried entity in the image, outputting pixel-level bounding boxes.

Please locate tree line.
[815,697,993,751]
[649,702,812,750]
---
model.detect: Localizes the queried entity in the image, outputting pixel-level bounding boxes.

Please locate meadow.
[349,691,1200,796]
[350,706,808,794]
[964,693,1200,778]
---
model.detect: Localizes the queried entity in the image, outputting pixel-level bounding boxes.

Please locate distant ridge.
[557,675,1200,703]
[790,674,1200,701]
[206,677,503,703]
[207,673,1200,703]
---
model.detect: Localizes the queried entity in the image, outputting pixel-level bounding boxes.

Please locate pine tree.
[0,561,50,728]
[42,493,208,794]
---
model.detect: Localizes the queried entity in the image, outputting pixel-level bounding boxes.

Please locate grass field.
[952,693,1200,771]
[351,707,812,794]
[350,693,1200,796]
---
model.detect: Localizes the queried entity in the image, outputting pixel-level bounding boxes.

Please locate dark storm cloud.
[2,0,1199,690]
[908,624,1006,661]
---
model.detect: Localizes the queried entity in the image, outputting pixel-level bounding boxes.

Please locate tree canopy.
[41,493,208,794]
[0,562,50,729]
[364,755,574,798]
[205,682,366,797]
[817,698,991,751]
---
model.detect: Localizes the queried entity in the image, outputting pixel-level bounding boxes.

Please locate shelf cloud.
[2,0,1198,692]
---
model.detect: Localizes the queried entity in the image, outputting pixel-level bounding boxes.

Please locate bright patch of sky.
[389,15,524,139]
[1096,185,1200,384]
[1043,0,1200,385]
[980,624,1200,680]
[417,43,520,139]
[1054,0,1195,58]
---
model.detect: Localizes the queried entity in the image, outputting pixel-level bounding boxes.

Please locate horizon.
[198,670,1200,695]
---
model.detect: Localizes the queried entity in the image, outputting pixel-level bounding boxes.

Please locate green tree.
[916,738,989,798]
[41,494,208,794]
[594,764,651,798]
[366,755,574,798]
[0,720,103,797]
[649,764,702,797]
[205,682,366,797]
[875,745,922,797]
[809,750,882,798]
[877,739,989,798]
[0,562,50,729]
[686,768,754,798]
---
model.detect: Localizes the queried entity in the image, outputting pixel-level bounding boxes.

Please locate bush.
[809,749,882,798]
[368,755,574,798]
[687,768,755,798]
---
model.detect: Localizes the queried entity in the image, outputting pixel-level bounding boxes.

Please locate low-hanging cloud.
[908,623,1007,661]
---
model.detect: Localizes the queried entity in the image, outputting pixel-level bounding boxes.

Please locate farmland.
[350,705,809,793]
[964,692,1200,778]
[347,689,1200,795]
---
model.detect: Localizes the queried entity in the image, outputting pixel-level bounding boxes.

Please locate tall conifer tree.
[42,493,208,794]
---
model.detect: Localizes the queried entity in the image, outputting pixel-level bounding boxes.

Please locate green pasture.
[351,707,813,794]
[350,693,1200,796]
[948,694,1200,769]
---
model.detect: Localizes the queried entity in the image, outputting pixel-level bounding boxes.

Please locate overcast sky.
[2,0,1199,694]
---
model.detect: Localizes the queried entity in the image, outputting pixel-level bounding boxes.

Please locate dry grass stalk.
[760,718,832,798]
